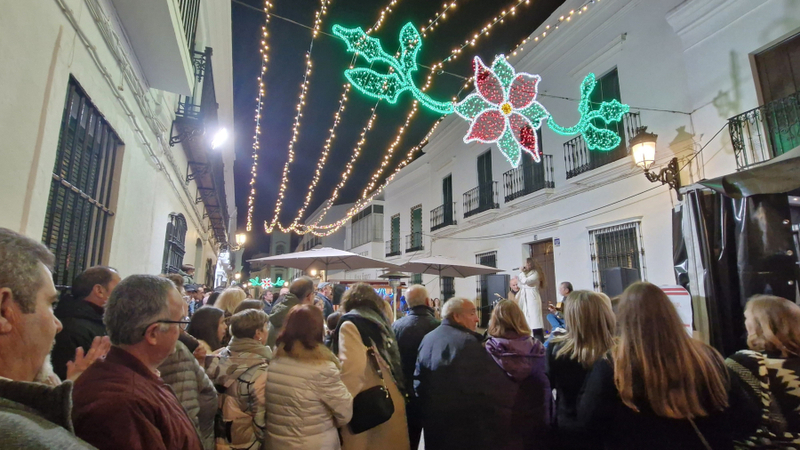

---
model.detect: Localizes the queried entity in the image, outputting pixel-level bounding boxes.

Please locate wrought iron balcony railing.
[385,239,401,257]
[430,202,457,231]
[729,91,800,170]
[564,112,641,179]
[177,0,200,53]
[406,232,424,252]
[463,181,499,218]
[503,155,555,202]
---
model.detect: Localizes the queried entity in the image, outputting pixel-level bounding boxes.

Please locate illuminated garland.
[244,0,274,232]
[266,0,332,233]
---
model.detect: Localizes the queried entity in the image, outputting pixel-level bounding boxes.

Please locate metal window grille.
[411,273,422,285]
[475,251,498,307]
[589,221,646,292]
[162,213,188,274]
[177,0,201,53]
[42,78,121,288]
[441,276,455,301]
[204,258,214,287]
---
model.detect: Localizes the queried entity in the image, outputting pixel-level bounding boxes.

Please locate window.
[475,251,498,308]
[753,33,800,158]
[204,258,214,287]
[589,221,646,295]
[351,205,384,248]
[163,213,188,274]
[441,276,455,301]
[276,243,286,255]
[386,214,401,257]
[410,273,423,285]
[407,205,423,251]
[42,78,121,287]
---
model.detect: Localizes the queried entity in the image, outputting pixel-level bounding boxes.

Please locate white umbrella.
[398,255,501,298]
[247,247,404,280]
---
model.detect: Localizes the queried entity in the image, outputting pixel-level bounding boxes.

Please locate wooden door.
[529,240,557,331]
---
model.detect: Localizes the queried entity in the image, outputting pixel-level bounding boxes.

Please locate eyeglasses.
[141,319,191,335]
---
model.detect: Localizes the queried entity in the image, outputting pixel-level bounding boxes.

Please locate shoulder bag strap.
[366,346,390,398]
[688,418,713,450]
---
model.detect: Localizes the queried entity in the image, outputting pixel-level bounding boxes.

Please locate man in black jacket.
[391,284,440,450]
[415,297,509,450]
[51,266,119,380]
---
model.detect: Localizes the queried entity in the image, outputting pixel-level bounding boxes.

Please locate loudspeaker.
[600,267,640,298]
[480,274,510,328]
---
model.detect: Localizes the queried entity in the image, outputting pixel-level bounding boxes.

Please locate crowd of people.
[1,226,800,449]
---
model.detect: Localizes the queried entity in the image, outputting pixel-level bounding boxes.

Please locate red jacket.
[72,346,203,450]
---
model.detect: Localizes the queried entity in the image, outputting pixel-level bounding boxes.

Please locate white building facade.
[0,0,237,287]
[334,0,800,323]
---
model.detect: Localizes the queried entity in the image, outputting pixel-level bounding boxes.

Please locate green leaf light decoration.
[332,22,630,168]
[332,23,454,114]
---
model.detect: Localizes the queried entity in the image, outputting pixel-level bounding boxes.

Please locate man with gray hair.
[71,275,202,450]
[391,284,439,450]
[0,228,96,448]
[415,297,508,450]
[266,276,316,348]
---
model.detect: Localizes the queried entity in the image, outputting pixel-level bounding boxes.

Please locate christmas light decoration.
[249,277,286,289]
[455,55,629,168]
[244,0,274,232]
[303,0,538,233]
[455,56,547,166]
[333,22,454,114]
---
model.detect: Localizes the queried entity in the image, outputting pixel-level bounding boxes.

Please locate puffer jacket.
[205,338,271,450]
[265,343,353,450]
[158,340,218,450]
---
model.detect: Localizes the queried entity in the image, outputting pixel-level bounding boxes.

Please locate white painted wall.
[0,0,235,282]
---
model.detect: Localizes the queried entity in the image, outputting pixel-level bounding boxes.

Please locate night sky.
[231,0,564,270]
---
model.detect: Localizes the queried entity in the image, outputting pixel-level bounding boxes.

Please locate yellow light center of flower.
[500,102,513,115]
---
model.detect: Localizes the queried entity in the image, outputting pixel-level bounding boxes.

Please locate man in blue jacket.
[392,285,440,449]
[414,297,509,450]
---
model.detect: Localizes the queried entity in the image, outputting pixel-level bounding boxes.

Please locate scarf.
[331,307,405,395]
[228,337,273,359]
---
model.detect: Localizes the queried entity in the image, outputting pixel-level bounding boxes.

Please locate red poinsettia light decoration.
[454,55,549,167]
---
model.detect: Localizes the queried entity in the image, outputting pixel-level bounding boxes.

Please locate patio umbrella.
[398,255,501,298]
[247,247,405,280]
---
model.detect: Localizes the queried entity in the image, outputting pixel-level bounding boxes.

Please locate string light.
[280,1,407,232]
[245,0,274,232]
[266,0,332,233]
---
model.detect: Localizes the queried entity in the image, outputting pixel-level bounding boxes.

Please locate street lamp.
[211,128,229,150]
[629,127,682,200]
[234,273,241,280]
[230,233,247,251]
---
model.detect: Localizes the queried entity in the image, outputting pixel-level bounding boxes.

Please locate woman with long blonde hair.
[518,257,546,342]
[579,282,759,449]
[546,290,614,449]
[726,295,800,447]
[485,300,551,449]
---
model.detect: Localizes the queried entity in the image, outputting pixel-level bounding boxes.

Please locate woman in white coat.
[518,258,546,342]
[265,305,353,450]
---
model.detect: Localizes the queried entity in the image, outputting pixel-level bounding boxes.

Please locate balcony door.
[477,151,493,208]
[755,32,800,158]
[443,174,453,222]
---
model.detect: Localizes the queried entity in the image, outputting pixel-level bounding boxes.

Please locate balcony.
[503,155,555,202]
[385,239,401,258]
[463,182,499,218]
[406,232,424,252]
[431,203,457,231]
[729,91,800,170]
[110,0,196,94]
[564,112,641,179]
[169,48,228,246]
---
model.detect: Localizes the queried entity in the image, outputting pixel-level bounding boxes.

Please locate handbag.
[349,347,395,434]
[688,417,712,450]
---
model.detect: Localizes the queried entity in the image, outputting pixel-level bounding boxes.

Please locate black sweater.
[578,357,761,450]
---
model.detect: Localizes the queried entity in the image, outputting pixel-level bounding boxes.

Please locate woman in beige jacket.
[332,283,410,450]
